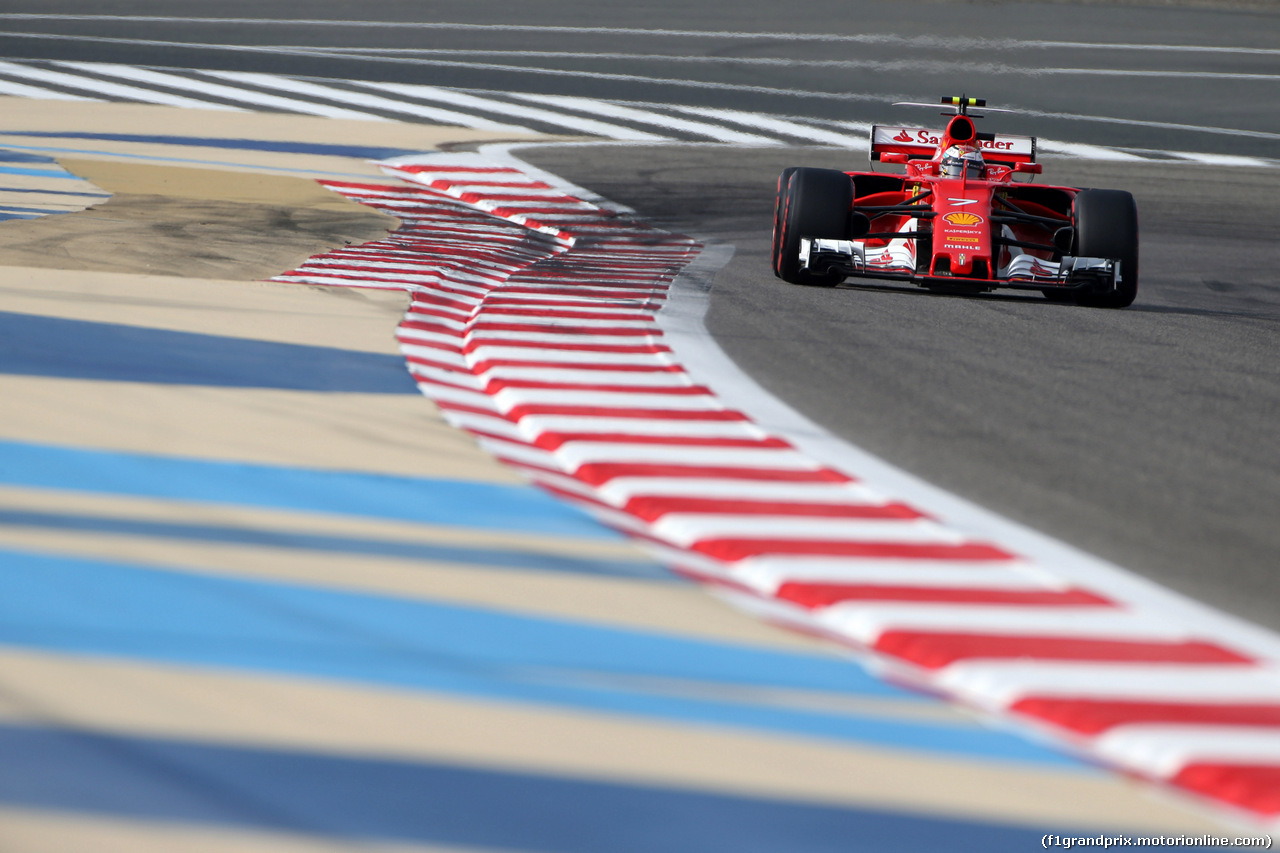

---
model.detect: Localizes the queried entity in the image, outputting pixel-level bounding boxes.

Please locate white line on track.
[509,94,779,146]
[53,62,378,120]
[664,106,866,148]
[199,71,533,133]
[0,59,244,111]
[0,75,100,101]
[352,82,668,142]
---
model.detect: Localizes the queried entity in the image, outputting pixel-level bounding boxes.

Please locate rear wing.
[870,126,1036,166]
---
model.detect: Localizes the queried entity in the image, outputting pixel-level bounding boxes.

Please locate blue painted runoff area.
[0,311,419,393]
[0,206,72,215]
[2,131,418,161]
[0,440,620,538]
[0,508,668,580]
[0,166,80,179]
[0,149,56,163]
[0,723,1103,853]
[0,548,1081,766]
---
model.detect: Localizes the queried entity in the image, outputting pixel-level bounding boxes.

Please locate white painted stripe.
[466,331,663,347]
[489,389,719,410]
[511,94,780,145]
[816,607,1196,645]
[201,70,534,132]
[1095,727,1280,777]
[442,412,527,442]
[478,307,655,320]
[420,383,502,409]
[650,515,969,547]
[0,61,244,110]
[398,330,465,349]
[407,366,484,392]
[594,479,880,503]
[514,416,766,439]
[461,346,676,366]
[406,313,467,331]
[474,367,692,387]
[550,443,827,470]
[731,556,1046,587]
[670,106,864,148]
[356,81,668,141]
[398,344,468,369]
[54,62,380,120]
[475,438,559,469]
[0,76,102,101]
[470,316,657,330]
[936,663,1280,707]
[739,563,1074,594]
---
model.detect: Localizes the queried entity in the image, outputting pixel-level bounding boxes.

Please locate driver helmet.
[941,145,984,179]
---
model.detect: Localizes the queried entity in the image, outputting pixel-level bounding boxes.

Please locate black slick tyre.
[1072,189,1140,308]
[774,167,853,286]
[770,167,798,278]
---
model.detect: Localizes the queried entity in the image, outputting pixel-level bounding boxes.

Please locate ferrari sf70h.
[771,97,1139,307]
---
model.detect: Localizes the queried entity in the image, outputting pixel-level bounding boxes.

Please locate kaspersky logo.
[943,212,984,226]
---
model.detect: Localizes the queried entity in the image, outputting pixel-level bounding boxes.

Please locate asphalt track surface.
[5,6,1277,629]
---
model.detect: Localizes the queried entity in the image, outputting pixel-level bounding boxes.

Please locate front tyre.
[770,167,798,278]
[1073,189,1139,308]
[773,167,853,286]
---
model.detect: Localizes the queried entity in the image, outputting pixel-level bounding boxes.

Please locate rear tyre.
[1073,189,1139,308]
[774,167,853,286]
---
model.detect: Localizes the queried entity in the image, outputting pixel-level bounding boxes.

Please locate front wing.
[799,236,1122,295]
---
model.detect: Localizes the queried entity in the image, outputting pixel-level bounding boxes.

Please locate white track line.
[0,76,102,101]
[0,60,244,111]
[201,71,533,132]
[509,94,781,145]
[54,61,380,120]
[355,81,668,141]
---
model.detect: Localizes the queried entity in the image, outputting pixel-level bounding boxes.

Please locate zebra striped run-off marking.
[273,150,1280,828]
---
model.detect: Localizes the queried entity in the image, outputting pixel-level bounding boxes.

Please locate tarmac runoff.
[0,97,1229,850]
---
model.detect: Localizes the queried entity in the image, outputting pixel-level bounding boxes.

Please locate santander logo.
[880,128,1021,153]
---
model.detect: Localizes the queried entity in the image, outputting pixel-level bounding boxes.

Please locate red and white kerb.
[273,152,1280,829]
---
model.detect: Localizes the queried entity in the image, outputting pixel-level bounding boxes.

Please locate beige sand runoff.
[0,95,1226,848]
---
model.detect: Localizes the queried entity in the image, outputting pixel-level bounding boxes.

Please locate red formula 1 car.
[771,97,1139,307]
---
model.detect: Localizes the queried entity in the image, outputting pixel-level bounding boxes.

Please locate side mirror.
[879,152,909,165]
[1014,162,1043,175]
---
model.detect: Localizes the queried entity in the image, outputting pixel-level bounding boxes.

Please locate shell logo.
[943,211,984,226]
